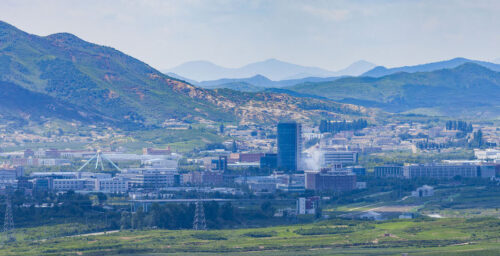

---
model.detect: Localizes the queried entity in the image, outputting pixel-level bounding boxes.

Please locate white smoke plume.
[303,144,323,171]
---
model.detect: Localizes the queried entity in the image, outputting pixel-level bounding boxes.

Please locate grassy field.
[1,217,500,255]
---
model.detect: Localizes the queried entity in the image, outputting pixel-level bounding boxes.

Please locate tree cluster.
[416,139,467,150]
[319,119,368,133]
[445,120,473,132]
[469,129,484,148]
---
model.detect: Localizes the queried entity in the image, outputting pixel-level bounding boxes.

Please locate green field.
[1,217,500,255]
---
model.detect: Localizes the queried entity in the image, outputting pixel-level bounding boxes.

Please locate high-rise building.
[277,121,302,172]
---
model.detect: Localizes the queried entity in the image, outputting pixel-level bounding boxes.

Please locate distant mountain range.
[362,57,500,77]
[165,59,376,81]
[195,75,341,92]
[0,21,366,126]
[169,57,500,94]
[289,63,500,118]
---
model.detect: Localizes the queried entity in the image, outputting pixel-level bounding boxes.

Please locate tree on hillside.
[469,129,484,148]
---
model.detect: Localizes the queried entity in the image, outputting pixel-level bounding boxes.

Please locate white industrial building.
[322,149,358,166]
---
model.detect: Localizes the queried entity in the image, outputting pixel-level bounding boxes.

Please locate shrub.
[191,232,227,240]
[294,227,353,236]
[243,231,277,238]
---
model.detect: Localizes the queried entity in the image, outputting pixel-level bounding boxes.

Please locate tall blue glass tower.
[277,121,302,172]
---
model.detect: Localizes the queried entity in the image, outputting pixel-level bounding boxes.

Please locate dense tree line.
[319,119,368,133]
[416,140,465,150]
[3,190,278,232]
[415,136,472,149]
[3,190,120,230]
[120,202,238,230]
[416,129,495,149]
[445,120,473,132]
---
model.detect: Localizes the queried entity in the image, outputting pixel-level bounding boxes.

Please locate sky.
[1,0,500,71]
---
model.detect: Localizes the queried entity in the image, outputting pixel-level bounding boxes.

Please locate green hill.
[0,21,367,126]
[0,21,235,125]
[289,63,500,118]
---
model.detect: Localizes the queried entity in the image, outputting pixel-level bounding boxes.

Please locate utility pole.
[192,200,206,230]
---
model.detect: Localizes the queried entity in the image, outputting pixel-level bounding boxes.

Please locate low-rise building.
[305,168,356,192]
[143,147,171,155]
[475,149,500,161]
[96,177,128,193]
[297,196,320,215]
[0,166,24,180]
[122,168,178,190]
[412,185,434,197]
[260,153,277,169]
[239,153,264,163]
[359,211,383,221]
[182,171,223,186]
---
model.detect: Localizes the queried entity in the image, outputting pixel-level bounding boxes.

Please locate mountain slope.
[0,21,369,125]
[363,57,500,77]
[289,63,500,118]
[0,81,108,124]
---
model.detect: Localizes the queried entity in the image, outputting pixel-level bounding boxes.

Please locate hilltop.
[363,57,500,77]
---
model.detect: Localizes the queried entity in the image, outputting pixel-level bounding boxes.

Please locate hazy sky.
[1,0,500,70]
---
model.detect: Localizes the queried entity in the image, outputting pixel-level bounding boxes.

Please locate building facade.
[374,166,404,178]
[404,164,478,179]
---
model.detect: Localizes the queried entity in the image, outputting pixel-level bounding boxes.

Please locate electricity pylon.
[192,200,206,230]
[3,196,15,242]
